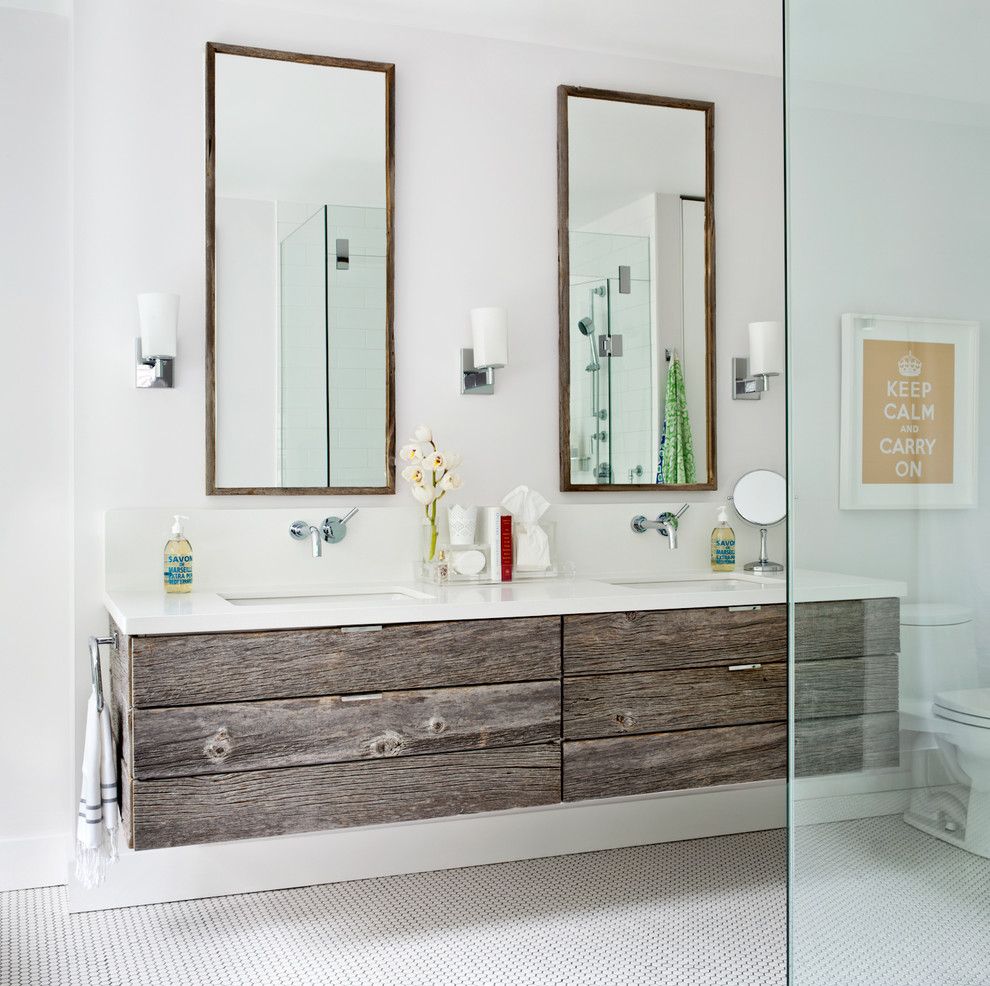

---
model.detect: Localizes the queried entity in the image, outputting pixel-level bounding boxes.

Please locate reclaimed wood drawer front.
[794,712,900,777]
[794,598,900,661]
[127,617,561,707]
[563,663,786,740]
[131,680,560,779]
[794,654,898,720]
[130,745,561,849]
[562,606,786,676]
[562,722,786,801]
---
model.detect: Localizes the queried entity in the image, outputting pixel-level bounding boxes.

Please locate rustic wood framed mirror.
[206,43,395,494]
[558,85,716,491]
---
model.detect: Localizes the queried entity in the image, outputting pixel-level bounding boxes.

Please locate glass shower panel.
[279,206,328,488]
[787,2,990,983]
[568,231,653,484]
[326,205,388,488]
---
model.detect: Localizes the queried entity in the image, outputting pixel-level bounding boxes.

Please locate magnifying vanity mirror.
[731,469,786,574]
[558,86,715,490]
[206,44,395,494]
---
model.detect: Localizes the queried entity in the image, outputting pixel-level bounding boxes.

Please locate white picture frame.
[839,313,980,510]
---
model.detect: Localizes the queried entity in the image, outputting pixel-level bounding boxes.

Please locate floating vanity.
[104,572,903,852]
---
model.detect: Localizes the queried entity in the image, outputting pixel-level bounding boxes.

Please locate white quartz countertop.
[104,569,907,636]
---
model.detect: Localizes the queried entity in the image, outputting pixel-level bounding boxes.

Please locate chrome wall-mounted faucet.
[290,508,359,557]
[631,504,690,550]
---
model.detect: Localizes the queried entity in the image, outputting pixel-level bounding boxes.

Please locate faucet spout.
[309,526,322,558]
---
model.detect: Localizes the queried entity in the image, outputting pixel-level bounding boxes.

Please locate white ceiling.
[236,0,784,77]
[215,52,386,206]
[568,98,706,227]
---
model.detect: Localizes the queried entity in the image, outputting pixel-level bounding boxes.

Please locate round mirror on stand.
[730,469,786,574]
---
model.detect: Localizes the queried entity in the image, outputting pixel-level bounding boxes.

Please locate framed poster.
[839,313,979,509]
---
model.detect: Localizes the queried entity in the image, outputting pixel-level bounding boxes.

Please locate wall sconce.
[135,292,178,388]
[461,307,509,395]
[733,320,784,400]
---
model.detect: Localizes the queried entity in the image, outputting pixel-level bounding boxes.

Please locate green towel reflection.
[659,356,696,484]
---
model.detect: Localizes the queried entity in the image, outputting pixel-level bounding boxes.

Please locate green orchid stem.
[425,468,443,561]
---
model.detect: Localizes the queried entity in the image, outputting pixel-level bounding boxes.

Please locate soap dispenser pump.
[711,504,736,573]
[164,514,193,593]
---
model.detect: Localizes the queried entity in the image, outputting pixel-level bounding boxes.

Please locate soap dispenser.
[710,505,736,573]
[164,514,193,593]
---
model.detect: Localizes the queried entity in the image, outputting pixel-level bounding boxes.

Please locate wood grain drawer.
[129,745,561,849]
[562,722,786,801]
[562,606,786,675]
[120,617,561,707]
[794,654,898,719]
[794,712,900,777]
[794,598,900,661]
[131,680,560,779]
[563,663,785,740]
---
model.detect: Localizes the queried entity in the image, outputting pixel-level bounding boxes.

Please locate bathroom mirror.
[558,86,715,490]
[206,44,395,494]
[731,469,786,573]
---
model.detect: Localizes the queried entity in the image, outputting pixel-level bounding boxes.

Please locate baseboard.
[791,749,943,826]
[0,833,68,891]
[66,780,785,912]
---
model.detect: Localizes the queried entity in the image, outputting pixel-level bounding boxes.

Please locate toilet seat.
[934,688,990,729]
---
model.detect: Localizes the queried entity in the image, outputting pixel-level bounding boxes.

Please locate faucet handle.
[322,509,357,545]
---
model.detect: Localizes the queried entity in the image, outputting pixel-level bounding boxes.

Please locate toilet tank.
[899,603,977,711]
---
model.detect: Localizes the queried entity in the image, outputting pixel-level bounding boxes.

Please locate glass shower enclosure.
[787,2,990,983]
[277,203,388,489]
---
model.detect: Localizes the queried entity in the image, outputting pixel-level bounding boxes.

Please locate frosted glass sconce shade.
[461,307,509,395]
[747,321,784,376]
[138,293,179,358]
[470,307,509,368]
[136,292,179,388]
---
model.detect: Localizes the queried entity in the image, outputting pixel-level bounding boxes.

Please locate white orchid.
[410,482,436,505]
[398,425,463,562]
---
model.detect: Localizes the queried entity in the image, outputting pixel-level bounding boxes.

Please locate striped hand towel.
[75,692,120,889]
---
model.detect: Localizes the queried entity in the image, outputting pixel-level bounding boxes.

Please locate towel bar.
[88,633,117,713]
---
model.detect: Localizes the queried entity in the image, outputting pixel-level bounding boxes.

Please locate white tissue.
[501,485,552,572]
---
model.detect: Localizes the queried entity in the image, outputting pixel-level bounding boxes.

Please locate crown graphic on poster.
[898,350,923,377]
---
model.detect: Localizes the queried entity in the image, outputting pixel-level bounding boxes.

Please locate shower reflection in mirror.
[559,87,715,490]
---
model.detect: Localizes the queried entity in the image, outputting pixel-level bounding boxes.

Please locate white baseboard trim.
[0,833,69,892]
[67,780,785,912]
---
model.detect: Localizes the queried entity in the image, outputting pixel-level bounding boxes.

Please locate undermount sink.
[606,575,777,592]
[221,586,435,608]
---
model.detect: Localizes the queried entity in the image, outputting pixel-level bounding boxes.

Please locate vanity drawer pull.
[341,625,383,633]
[728,605,762,612]
[728,663,763,672]
[340,693,383,703]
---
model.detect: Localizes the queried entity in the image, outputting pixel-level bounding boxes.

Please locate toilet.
[899,603,990,857]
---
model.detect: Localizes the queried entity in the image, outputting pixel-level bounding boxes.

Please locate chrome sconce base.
[460,348,496,395]
[732,357,778,401]
[135,338,175,388]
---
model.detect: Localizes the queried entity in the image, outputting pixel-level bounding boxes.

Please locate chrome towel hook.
[88,633,118,713]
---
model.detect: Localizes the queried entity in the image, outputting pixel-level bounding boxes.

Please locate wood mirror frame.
[205,43,396,495]
[557,85,716,492]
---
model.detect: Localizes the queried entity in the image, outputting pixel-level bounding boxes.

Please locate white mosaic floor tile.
[2,829,785,986]
[792,815,990,986]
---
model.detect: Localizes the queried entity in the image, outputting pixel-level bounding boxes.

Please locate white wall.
[0,0,785,890]
[215,196,278,487]
[0,5,73,889]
